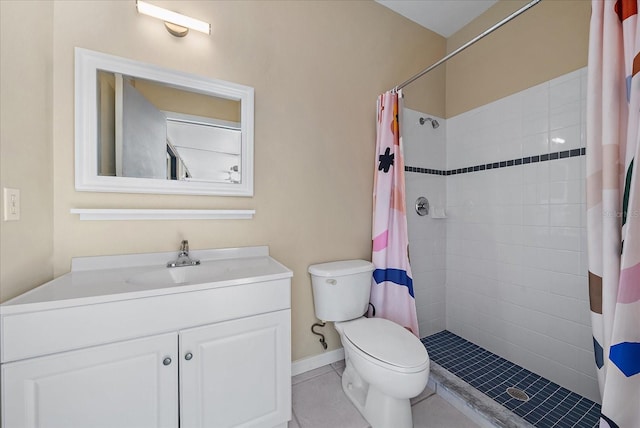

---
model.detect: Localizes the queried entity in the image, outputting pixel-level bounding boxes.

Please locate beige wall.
[0,0,593,363]
[0,1,54,301]
[0,1,445,361]
[446,0,591,117]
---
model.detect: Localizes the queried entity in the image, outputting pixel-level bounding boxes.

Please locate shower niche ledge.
[0,246,292,428]
[70,208,256,220]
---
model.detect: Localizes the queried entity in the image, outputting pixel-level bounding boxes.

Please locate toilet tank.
[308,260,375,322]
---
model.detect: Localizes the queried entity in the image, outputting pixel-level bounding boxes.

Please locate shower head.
[419,117,440,129]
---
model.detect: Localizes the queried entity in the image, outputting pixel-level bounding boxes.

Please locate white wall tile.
[549,204,582,227]
[522,132,549,157]
[550,73,581,108]
[404,108,447,341]
[548,271,588,300]
[549,180,582,204]
[546,226,581,251]
[522,82,549,116]
[550,101,581,130]
[523,204,549,226]
[520,266,551,292]
[550,157,582,181]
[399,71,594,401]
[440,67,594,401]
[403,109,445,169]
[550,125,581,151]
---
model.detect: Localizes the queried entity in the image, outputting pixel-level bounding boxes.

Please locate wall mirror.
[75,48,254,196]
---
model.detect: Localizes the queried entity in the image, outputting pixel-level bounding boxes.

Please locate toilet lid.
[342,317,429,369]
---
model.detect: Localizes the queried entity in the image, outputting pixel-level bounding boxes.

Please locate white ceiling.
[375,0,498,38]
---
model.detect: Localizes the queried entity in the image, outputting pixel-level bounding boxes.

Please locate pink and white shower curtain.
[587,1,640,426]
[370,90,419,337]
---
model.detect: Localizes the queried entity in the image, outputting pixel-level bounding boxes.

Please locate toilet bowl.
[336,317,429,428]
[308,260,430,428]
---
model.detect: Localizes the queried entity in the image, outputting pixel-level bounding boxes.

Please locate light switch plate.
[3,188,20,221]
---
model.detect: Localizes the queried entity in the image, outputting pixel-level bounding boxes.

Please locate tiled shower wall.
[403,108,447,338]
[445,68,598,402]
[404,68,599,403]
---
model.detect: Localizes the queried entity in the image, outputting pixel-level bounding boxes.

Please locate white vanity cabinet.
[2,333,180,428]
[180,310,290,427]
[0,246,293,428]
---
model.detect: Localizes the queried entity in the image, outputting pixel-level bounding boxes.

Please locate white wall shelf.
[70,209,255,221]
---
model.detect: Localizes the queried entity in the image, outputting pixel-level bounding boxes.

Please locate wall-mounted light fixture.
[136,0,211,37]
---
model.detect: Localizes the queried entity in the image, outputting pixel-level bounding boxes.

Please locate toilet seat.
[341,317,429,373]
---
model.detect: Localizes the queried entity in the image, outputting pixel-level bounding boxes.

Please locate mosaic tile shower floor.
[422,331,601,428]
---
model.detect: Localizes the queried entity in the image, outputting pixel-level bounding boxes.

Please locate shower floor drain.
[506,387,530,402]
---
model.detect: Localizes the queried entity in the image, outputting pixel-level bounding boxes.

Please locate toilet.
[308,260,430,428]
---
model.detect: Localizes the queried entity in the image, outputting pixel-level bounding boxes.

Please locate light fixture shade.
[136,0,211,35]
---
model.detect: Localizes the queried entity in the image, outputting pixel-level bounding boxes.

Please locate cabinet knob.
[163,357,172,366]
[185,352,193,361]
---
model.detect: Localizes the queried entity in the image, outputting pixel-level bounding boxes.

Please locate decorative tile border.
[406,148,585,176]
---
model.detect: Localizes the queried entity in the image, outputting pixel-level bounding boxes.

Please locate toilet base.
[341,364,413,428]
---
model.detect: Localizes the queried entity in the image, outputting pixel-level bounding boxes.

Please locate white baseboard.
[291,348,345,376]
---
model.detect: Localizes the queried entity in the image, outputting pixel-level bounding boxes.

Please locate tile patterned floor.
[422,330,601,428]
[290,360,480,428]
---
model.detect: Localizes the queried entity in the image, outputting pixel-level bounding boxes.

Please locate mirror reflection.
[75,48,254,196]
[97,71,242,184]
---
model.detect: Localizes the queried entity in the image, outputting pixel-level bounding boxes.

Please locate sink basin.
[0,246,292,312]
[126,264,225,286]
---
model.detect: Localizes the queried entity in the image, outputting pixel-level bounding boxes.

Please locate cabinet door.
[1,333,178,428]
[180,310,291,428]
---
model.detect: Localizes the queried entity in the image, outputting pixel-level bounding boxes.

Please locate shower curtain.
[587,1,640,426]
[370,90,419,337]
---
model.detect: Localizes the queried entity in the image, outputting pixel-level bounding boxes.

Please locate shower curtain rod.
[392,0,542,92]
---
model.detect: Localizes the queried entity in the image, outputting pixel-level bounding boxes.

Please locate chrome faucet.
[167,240,200,268]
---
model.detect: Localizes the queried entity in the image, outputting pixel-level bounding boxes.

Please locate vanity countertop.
[1,246,292,314]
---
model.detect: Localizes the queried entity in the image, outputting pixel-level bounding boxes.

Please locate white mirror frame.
[75,48,254,196]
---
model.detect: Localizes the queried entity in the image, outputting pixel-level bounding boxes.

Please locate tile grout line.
[522,384,561,420]
[549,394,583,428]
[460,357,513,389]
[531,387,573,425]
[570,402,599,428]
[422,331,601,427]
[481,366,528,395]
[510,377,550,412]
[465,360,515,390]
